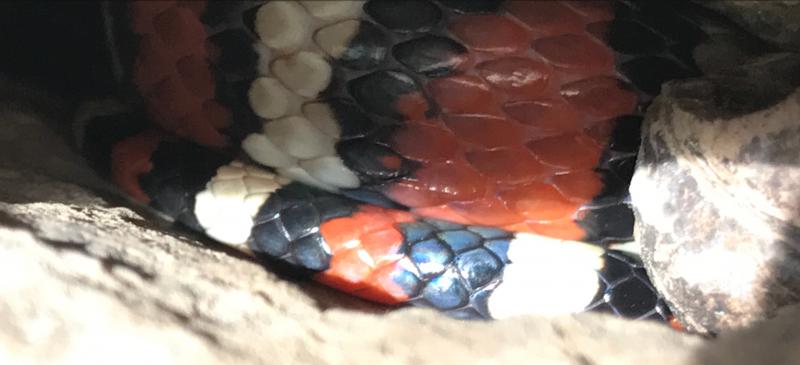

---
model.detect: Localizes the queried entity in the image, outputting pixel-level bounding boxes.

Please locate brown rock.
[631,52,800,335]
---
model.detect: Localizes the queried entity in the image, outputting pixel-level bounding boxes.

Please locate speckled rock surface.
[697,1,800,53]
[631,52,800,335]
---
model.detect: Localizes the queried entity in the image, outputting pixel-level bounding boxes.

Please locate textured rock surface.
[631,52,800,335]
[698,1,800,53]
[694,305,800,365]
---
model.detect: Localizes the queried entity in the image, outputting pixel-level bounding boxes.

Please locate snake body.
[76,0,732,322]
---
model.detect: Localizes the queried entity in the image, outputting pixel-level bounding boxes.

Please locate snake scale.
[73,0,742,325]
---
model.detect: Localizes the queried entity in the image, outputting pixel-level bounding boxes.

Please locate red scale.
[366,2,638,238]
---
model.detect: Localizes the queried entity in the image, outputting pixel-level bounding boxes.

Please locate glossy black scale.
[347,69,428,119]
[438,230,483,252]
[289,235,332,272]
[599,115,643,187]
[422,267,471,309]
[398,219,513,318]
[410,238,453,277]
[279,204,322,240]
[454,248,502,289]
[392,35,470,77]
[575,114,640,242]
[326,99,382,140]
[606,115,643,155]
[139,141,233,231]
[336,137,415,184]
[250,183,359,271]
[250,219,292,257]
[330,20,391,70]
[586,250,672,321]
[607,157,637,187]
[364,0,443,33]
[577,204,636,244]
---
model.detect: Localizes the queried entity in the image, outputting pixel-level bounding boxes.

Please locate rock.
[696,304,800,364]
[631,52,800,335]
[697,1,800,53]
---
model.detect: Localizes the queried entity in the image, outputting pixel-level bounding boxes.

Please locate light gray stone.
[695,305,800,364]
[631,52,800,335]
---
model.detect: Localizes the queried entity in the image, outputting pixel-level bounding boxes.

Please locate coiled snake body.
[77,0,728,323]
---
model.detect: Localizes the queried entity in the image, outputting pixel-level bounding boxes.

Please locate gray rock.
[696,304,800,364]
[697,1,800,52]
[631,52,800,335]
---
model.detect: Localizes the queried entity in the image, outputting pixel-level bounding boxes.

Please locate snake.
[73,0,738,324]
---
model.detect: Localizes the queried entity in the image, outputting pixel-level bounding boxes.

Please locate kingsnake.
[74,0,738,324]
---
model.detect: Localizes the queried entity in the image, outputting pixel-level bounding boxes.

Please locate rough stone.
[697,1,800,53]
[631,52,800,335]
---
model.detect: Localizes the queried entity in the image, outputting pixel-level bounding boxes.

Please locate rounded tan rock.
[631,53,800,335]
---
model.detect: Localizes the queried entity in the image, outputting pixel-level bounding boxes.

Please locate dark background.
[0,1,115,99]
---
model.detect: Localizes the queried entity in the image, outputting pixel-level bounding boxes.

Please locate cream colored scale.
[242,1,366,192]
